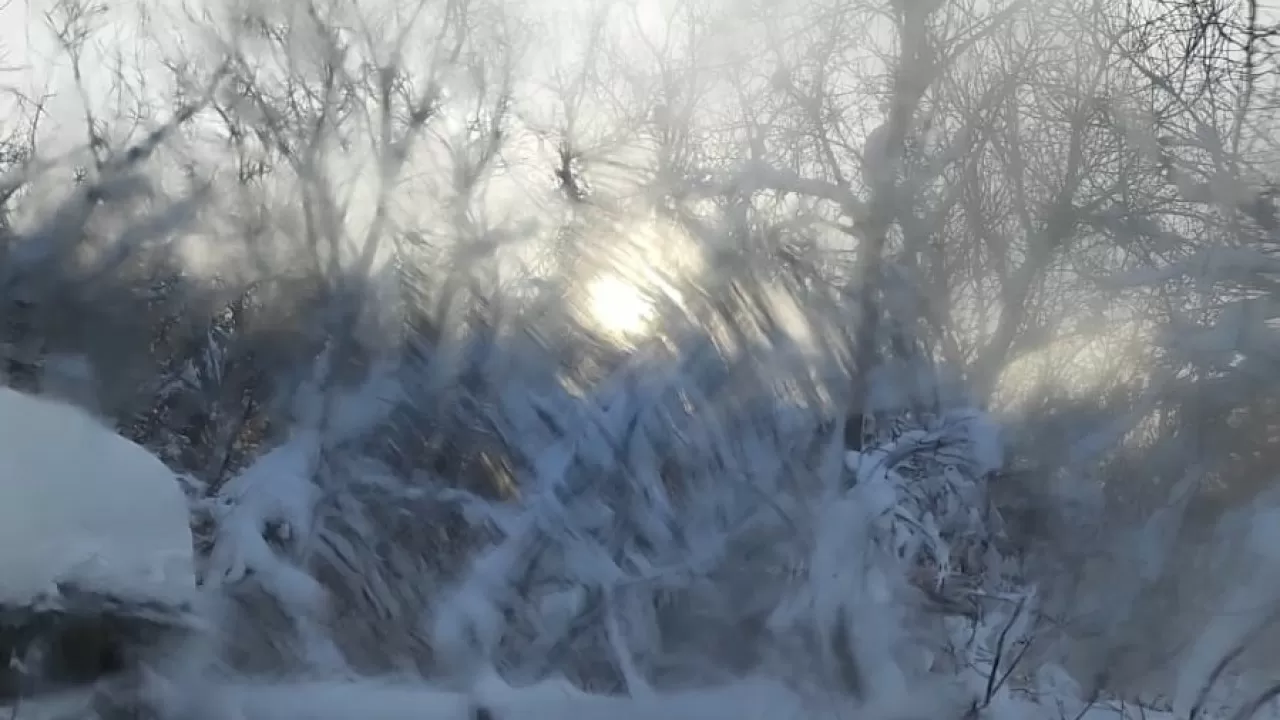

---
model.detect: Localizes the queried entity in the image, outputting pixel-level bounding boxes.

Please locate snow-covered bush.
[184,254,1037,715]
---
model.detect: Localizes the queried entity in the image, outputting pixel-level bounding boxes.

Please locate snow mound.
[0,387,197,609]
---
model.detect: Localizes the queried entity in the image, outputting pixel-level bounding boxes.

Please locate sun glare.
[586,275,655,336]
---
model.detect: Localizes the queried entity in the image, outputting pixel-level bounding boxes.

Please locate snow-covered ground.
[37,669,1273,720]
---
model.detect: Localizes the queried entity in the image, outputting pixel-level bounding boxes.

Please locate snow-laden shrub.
[196,272,1037,719]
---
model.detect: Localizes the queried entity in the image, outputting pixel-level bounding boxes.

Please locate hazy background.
[2,0,1280,717]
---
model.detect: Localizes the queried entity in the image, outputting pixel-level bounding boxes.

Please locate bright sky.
[0,0,705,336]
[0,0,1145,370]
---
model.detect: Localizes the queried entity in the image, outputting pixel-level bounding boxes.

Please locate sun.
[586,274,655,336]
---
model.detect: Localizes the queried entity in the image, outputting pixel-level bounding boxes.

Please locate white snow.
[167,674,901,720]
[146,672,1209,720]
[0,387,197,607]
[205,428,322,591]
[0,672,1244,720]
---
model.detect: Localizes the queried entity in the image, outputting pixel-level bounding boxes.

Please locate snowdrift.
[0,386,197,609]
[0,387,199,713]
